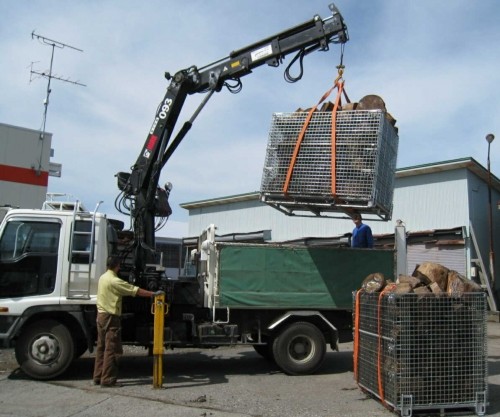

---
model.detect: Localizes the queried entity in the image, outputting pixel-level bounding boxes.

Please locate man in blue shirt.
[351,213,373,248]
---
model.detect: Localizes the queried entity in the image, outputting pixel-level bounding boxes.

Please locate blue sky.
[1,1,499,237]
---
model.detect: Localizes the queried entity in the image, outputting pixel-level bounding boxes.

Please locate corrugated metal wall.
[391,170,470,233]
[407,243,466,276]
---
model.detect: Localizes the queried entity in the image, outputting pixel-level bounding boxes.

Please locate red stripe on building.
[0,164,49,187]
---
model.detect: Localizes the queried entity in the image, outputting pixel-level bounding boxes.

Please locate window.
[156,242,182,268]
[0,221,59,260]
[0,220,60,298]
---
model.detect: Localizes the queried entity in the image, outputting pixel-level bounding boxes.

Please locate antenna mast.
[30,31,85,174]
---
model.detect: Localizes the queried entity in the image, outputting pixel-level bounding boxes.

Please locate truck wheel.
[272,322,326,375]
[15,319,75,380]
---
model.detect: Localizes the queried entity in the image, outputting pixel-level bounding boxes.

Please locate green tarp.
[217,244,394,310]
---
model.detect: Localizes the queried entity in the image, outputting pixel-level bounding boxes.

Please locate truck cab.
[0,197,112,379]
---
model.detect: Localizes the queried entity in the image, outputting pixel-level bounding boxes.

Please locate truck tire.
[272,322,326,375]
[15,319,75,380]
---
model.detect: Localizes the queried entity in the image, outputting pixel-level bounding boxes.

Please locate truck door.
[0,219,61,298]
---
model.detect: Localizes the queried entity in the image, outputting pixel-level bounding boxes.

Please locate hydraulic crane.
[115,4,348,288]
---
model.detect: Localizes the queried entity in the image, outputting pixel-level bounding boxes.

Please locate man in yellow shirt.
[92,255,163,387]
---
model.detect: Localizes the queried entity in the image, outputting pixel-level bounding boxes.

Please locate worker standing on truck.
[351,213,373,248]
[92,255,163,387]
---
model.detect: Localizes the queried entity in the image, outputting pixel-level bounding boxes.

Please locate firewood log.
[447,270,482,296]
[341,102,357,111]
[413,285,431,295]
[392,282,412,294]
[361,272,386,293]
[397,274,424,289]
[357,94,387,111]
[319,101,334,112]
[413,262,449,291]
[429,282,443,295]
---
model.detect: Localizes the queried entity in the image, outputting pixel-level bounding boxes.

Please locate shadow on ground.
[7,347,354,389]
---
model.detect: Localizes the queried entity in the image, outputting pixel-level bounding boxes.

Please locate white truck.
[0,201,394,379]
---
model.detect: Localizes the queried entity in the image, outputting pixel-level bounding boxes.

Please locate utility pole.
[486,133,495,287]
[30,31,85,174]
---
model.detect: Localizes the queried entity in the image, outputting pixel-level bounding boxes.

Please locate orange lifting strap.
[353,289,362,383]
[282,75,350,196]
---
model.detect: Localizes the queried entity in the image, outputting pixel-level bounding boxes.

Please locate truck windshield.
[0,220,60,298]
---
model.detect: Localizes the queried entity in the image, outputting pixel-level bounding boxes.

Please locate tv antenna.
[30,31,86,174]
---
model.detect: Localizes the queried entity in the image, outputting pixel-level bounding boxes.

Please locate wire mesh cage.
[353,291,488,417]
[260,110,399,220]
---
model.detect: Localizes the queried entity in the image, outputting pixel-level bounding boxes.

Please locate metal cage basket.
[353,291,488,416]
[260,110,398,220]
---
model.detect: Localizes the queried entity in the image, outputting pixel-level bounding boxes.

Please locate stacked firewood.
[296,94,398,130]
[355,262,487,410]
[361,261,483,296]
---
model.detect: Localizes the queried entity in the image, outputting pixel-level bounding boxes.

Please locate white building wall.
[188,168,472,241]
[0,123,52,209]
[387,170,470,234]
[188,200,269,237]
[0,182,47,210]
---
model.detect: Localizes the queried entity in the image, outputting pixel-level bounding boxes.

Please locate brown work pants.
[93,312,123,385]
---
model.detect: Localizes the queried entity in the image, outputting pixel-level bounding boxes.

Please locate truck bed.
[216,243,394,310]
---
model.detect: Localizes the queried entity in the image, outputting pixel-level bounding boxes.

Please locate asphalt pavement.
[0,319,499,417]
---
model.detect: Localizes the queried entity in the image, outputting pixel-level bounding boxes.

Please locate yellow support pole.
[152,293,166,388]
